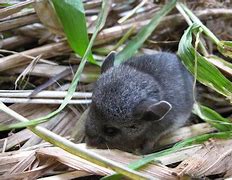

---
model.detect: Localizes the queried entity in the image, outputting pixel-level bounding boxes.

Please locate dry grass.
[0,0,232,179]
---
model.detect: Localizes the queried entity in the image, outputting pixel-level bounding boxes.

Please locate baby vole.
[85,52,194,154]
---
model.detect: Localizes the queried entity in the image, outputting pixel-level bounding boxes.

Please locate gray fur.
[85,52,194,154]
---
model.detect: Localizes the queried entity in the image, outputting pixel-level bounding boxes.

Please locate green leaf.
[177,24,232,99]
[218,41,232,59]
[193,103,232,131]
[115,0,177,65]
[51,0,95,63]
[177,3,232,59]
[0,3,11,6]
[206,55,232,75]
[0,0,111,131]
[177,2,220,45]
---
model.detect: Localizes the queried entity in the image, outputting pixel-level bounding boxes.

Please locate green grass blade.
[207,55,232,73]
[193,103,232,131]
[115,0,177,65]
[0,0,111,131]
[218,41,232,59]
[178,3,232,59]
[51,0,95,63]
[177,24,232,99]
[0,3,12,6]
[0,118,49,131]
[177,2,220,45]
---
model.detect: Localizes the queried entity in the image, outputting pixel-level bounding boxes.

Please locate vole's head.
[85,53,171,153]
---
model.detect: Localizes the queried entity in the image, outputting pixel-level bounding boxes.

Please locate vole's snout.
[85,135,108,149]
[85,120,107,148]
[86,136,102,146]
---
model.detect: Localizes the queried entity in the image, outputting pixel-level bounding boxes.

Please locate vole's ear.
[135,100,172,121]
[101,51,116,74]
[146,100,172,121]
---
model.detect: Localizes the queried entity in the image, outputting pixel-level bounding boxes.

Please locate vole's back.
[124,52,194,116]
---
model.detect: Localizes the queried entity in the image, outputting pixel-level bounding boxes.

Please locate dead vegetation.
[0,0,232,179]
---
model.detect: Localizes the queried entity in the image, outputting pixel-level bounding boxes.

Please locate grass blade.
[218,41,232,59]
[115,0,177,65]
[206,55,232,76]
[178,2,232,59]
[193,103,232,132]
[177,24,232,99]
[177,2,220,45]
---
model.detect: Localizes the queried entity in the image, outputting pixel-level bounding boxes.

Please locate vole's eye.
[103,126,119,137]
[127,125,136,129]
